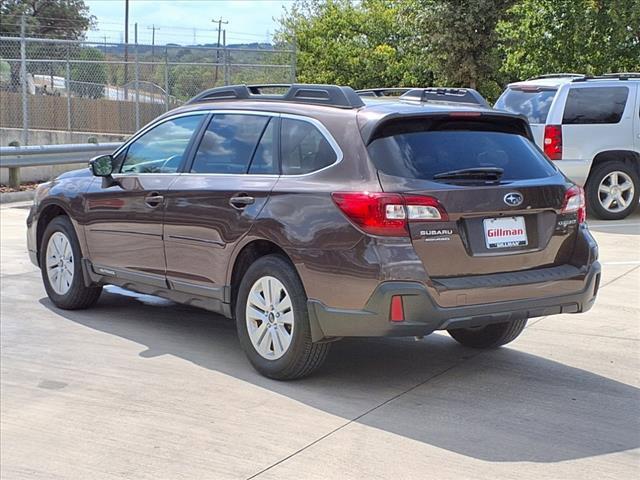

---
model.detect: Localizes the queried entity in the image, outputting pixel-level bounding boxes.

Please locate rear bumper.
[308,261,601,340]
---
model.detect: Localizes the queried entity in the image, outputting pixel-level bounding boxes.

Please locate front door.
[163,113,279,299]
[83,113,206,286]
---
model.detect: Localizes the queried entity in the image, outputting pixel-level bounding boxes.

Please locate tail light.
[331,192,448,237]
[544,124,563,160]
[390,295,405,322]
[562,185,586,223]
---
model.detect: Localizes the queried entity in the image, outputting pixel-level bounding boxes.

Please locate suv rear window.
[367,125,557,182]
[562,87,628,124]
[495,88,556,124]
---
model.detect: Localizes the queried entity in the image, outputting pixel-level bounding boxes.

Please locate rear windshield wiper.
[433,167,504,181]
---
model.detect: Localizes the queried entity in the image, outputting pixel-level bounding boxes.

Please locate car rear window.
[562,87,628,124]
[367,127,557,182]
[495,88,556,124]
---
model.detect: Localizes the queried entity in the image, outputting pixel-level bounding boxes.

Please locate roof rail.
[527,73,585,81]
[572,73,640,82]
[399,87,490,108]
[356,88,413,97]
[185,83,365,109]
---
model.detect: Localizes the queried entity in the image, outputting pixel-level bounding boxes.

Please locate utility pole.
[147,25,160,73]
[123,0,129,101]
[212,17,228,85]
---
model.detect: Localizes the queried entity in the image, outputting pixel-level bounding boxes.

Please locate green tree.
[70,47,106,98]
[408,0,515,96]
[0,0,95,89]
[275,0,428,90]
[0,0,94,38]
[498,0,640,80]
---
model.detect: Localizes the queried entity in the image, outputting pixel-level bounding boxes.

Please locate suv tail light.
[331,192,448,237]
[562,185,586,223]
[544,124,563,160]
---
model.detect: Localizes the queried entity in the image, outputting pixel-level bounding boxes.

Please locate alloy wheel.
[598,170,635,213]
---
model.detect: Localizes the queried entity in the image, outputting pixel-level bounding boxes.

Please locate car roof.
[160,89,530,145]
[508,75,640,90]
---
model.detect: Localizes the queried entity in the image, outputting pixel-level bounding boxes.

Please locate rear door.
[163,112,279,298]
[561,85,634,161]
[367,115,575,277]
[84,113,205,285]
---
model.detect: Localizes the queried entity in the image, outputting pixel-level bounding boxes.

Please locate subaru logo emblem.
[504,192,524,207]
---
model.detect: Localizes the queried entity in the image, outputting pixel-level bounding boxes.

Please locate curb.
[0,190,35,204]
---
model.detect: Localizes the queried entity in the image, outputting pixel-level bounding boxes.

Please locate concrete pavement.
[1,202,639,479]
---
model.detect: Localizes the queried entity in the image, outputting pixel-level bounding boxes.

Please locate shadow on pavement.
[40,288,640,464]
[587,209,640,236]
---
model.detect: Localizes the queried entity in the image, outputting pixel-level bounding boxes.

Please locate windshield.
[495,88,557,124]
[367,130,557,182]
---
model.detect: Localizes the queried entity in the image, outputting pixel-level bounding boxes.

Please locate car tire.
[40,216,102,310]
[235,254,330,380]
[586,161,639,220]
[447,318,527,349]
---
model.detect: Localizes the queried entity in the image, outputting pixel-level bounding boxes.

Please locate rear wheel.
[447,318,527,349]
[236,255,330,380]
[586,161,638,220]
[40,216,102,310]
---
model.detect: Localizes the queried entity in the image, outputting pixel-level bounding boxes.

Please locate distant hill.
[102,42,275,56]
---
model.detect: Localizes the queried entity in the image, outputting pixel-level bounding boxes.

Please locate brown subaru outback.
[27,84,601,379]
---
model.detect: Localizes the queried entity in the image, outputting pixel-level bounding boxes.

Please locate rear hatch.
[494,86,558,148]
[365,113,580,278]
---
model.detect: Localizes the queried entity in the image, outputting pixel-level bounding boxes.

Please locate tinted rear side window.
[367,129,557,182]
[495,88,556,124]
[191,114,269,174]
[280,118,337,175]
[562,87,628,124]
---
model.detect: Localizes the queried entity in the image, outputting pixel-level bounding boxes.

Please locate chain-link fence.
[0,32,296,145]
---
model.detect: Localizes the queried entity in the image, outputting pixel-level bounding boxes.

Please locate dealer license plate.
[483,216,528,249]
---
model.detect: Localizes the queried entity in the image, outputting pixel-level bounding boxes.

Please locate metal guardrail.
[0,142,121,168]
[0,142,121,188]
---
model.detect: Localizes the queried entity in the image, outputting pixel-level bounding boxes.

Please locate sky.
[84,0,293,45]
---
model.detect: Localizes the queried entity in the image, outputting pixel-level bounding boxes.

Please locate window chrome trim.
[114,109,344,177]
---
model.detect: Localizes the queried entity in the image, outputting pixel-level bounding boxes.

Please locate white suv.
[496,73,640,220]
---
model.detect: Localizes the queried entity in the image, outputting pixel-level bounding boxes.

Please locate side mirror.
[90,155,114,177]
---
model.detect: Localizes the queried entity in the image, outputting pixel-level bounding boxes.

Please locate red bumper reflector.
[390,295,405,322]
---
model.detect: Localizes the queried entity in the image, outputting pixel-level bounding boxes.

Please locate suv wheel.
[447,318,527,349]
[235,255,330,380]
[586,161,639,220]
[41,216,102,309]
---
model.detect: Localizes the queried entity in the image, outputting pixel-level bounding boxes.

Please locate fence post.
[290,39,297,83]
[134,23,140,130]
[222,30,229,86]
[20,15,29,147]
[164,47,169,112]
[66,46,71,132]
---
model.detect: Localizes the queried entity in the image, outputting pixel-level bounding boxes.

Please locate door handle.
[144,192,164,208]
[229,195,255,209]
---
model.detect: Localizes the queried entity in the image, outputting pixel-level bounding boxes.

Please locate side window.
[248,119,276,174]
[280,118,337,175]
[121,115,203,173]
[562,87,629,124]
[191,114,269,174]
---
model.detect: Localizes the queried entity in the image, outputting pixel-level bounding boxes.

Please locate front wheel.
[447,318,527,349]
[235,255,330,380]
[40,216,102,310]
